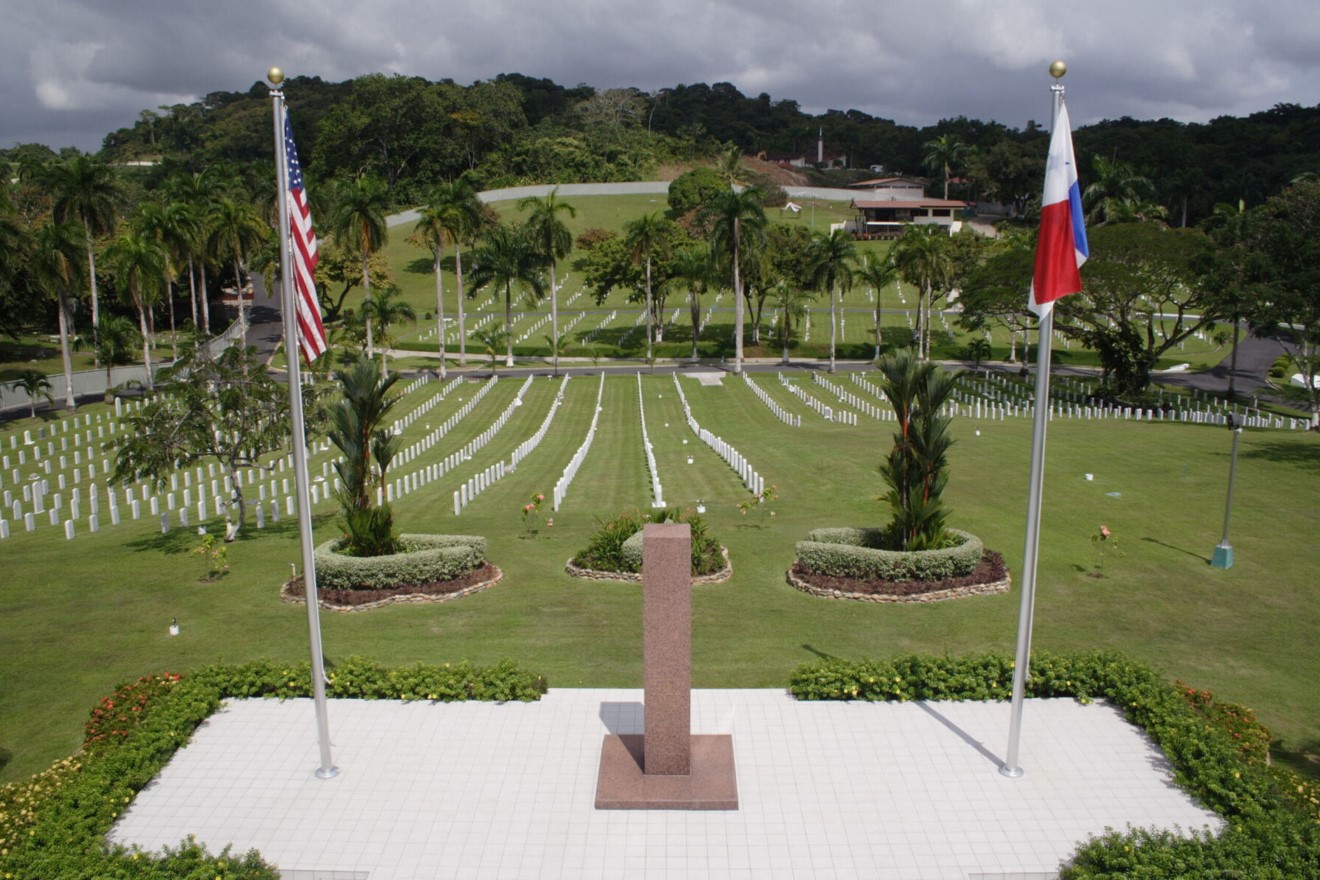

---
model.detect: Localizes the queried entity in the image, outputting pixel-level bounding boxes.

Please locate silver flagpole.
[269,67,338,780]
[1001,61,1067,779]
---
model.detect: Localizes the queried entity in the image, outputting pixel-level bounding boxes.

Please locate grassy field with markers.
[2,369,1318,785]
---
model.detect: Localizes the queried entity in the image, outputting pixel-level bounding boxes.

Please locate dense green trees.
[1234,180,1320,422]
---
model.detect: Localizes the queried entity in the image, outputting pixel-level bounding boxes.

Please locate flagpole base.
[999,763,1024,778]
[315,765,340,780]
[1211,543,1234,570]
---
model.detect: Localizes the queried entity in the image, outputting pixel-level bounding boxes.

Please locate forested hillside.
[4,73,1316,225]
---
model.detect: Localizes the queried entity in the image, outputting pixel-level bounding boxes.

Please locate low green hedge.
[795,528,982,580]
[315,533,486,590]
[790,650,1320,878]
[0,657,546,878]
[572,508,726,577]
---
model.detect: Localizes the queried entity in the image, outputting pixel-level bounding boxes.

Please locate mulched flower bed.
[282,562,501,610]
[790,551,1008,598]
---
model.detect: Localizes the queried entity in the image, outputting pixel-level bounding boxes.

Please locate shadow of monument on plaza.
[598,701,644,736]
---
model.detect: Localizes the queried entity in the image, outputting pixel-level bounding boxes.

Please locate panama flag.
[1028,100,1088,316]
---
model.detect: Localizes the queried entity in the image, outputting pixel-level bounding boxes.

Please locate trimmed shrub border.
[564,546,733,585]
[280,563,504,612]
[795,528,984,582]
[787,558,1010,603]
[314,533,487,591]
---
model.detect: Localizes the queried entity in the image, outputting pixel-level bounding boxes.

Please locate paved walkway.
[111,690,1218,880]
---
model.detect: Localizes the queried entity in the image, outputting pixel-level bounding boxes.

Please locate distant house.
[850,198,968,238]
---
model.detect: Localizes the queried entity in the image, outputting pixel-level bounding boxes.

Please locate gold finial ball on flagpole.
[1049,60,1067,79]
[268,67,285,86]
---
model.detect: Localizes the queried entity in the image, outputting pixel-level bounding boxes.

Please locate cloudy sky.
[5,0,1319,152]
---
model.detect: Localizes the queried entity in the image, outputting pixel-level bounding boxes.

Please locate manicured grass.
[0,336,96,382]
[1,371,1318,786]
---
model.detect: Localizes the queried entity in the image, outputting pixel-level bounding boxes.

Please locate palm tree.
[856,253,899,360]
[473,327,510,372]
[90,315,140,402]
[207,197,266,333]
[9,370,53,419]
[46,155,120,333]
[413,203,452,378]
[412,185,480,380]
[105,232,168,390]
[806,228,857,373]
[28,222,86,411]
[624,212,672,363]
[467,224,546,368]
[876,349,960,550]
[136,201,201,356]
[331,176,390,358]
[327,359,402,556]
[359,287,417,372]
[519,188,576,375]
[422,179,485,368]
[923,134,970,200]
[1083,155,1160,225]
[169,168,228,334]
[771,280,814,365]
[705,187,767,373]
[672,245,715,360]
[715,145,750,188]
[892,226,953,362]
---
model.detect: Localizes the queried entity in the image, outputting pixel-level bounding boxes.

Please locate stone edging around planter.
[564,547,732,585]
[786,567,1011,604]
[280,565,504,613]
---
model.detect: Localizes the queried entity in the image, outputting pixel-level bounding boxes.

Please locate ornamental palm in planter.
[790,351,1007,600]
[327,359,402,556]
[876,349,959,550]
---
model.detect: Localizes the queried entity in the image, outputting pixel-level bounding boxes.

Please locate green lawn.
[2,371,1318,785]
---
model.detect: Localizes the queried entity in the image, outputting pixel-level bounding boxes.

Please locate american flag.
[284,113,328,361]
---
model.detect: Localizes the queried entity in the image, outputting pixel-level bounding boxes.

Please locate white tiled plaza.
[111,690,1219,880]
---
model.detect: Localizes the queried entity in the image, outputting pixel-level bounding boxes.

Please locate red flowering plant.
[521,492,546,538]
[83,672,183,754]
[1089,523,1123,575]
[1177,681,1273,765]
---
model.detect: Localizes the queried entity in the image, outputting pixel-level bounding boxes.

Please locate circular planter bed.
[281,562,503,612]
[564,546,733,585]
[788,550,1010,603]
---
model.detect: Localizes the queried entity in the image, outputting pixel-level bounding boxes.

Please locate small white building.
[849,198,968,238]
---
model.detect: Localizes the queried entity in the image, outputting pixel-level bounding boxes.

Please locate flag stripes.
[284,114,328,361]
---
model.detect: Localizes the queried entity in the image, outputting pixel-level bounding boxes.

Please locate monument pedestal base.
[594,734,738,810]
